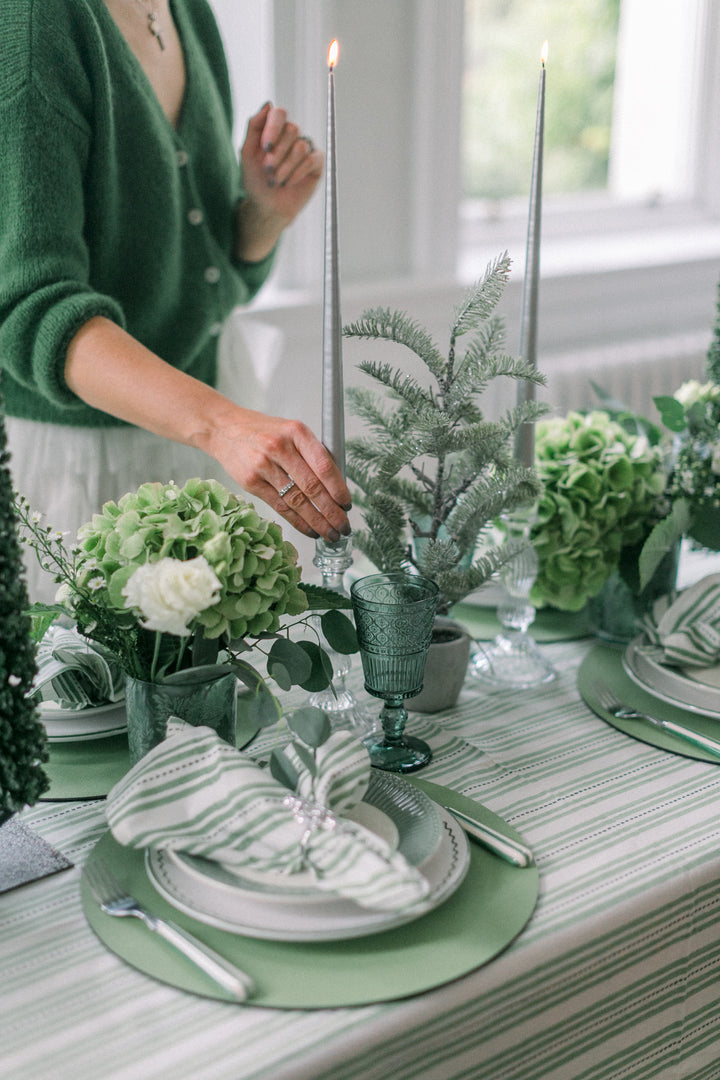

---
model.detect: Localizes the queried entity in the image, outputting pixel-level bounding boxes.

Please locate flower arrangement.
[16,478,356,729]
[652,378,720,553]
[529,410,667,611]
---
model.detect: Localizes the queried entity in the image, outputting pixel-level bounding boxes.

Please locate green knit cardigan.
[0,0,275,427]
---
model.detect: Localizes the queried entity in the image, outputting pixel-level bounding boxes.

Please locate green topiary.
[0,396,48,824]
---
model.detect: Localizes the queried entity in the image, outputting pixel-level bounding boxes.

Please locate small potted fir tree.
[343,253,545,710]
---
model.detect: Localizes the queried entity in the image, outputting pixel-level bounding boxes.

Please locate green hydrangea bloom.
[530,412,666,611]
[75,479,307,640]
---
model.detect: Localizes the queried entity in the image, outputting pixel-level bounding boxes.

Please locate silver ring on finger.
[278,479,296,498]
[299,135,314,152]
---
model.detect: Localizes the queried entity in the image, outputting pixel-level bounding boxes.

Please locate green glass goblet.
[350,572,439,773]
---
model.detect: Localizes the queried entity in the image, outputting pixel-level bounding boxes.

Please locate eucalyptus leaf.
[639,498,691,590]
[267,660,292,691]
[288,707,332,748]
[269,750,300,791]
[228,656,265,694]
[268,638,313,684]
[291,739,318,777]
[320,609,359,654]
[296,640,334,692]
[653,394,686,432]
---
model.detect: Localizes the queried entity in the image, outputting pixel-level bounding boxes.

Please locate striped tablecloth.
[4,637,720,1080]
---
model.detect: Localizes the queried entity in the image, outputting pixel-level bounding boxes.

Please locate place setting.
[81,711,538,1008]
[578,574,720,763]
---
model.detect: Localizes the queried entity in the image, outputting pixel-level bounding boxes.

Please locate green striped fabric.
[31,626,125,707]
[105,722,430,911]
[644,573,720,666]
[5,638,720,1080]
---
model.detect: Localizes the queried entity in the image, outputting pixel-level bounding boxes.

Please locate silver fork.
[591,684,720,758]
[84,858,255,1001]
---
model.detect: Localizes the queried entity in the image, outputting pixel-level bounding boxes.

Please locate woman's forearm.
[64,316,352,541]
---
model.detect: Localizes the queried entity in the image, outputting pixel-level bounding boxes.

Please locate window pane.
[462,0,621,200]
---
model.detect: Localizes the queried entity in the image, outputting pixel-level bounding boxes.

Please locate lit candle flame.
[328,39,339,69]
[541,40,548,66]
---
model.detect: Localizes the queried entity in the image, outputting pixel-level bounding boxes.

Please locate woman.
[1,0,351,600]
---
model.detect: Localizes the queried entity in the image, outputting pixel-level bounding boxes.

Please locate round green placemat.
[82,797,539,1008]
[452,602,589,643]
[578,644,720,763]
[42,717,259,801]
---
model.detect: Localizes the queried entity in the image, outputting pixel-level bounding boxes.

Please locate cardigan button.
[204,266,220,284]
[176,149,189,167]
[188,208,204,226]
[209,322,223,336]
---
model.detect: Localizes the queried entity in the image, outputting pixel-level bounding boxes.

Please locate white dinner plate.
[623,636,720,719]
[145,782,468,941]
[38,700,127,741]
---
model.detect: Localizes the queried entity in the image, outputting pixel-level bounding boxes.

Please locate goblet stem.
[366,693,432,772]
[378,697,408,744]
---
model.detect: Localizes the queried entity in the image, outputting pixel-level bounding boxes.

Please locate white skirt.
[7,311,294,603]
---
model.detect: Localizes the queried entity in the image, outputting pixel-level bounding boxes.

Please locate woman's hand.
[205,405,352,543]
[235,102,323,262]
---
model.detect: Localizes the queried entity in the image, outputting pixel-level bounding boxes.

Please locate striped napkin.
[106,722,431,912]
[643,574,720,667]
[31,626,125,708]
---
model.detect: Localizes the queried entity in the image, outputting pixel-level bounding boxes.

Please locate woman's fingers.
[213,413,352,542]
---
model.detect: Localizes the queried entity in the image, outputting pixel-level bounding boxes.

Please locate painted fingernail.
[308,530,320,539]
[263,142,274,153]
[341,522,352,537]
[341,502,352,512]
[327,528,341,543]
[263,163,275,175]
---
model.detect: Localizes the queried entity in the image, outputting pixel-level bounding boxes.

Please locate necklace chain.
[132,0,165,51]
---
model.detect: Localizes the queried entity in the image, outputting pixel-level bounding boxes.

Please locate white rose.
[675,380,720,408]
[674,380,704,407]
[122,555,222,637]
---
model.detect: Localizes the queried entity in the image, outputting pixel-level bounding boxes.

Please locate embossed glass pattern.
[351,573,438,773]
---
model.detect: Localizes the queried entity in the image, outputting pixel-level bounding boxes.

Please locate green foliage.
[0,402,48,823]
[344,253,546,613]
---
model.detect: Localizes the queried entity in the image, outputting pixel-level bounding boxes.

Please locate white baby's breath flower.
[123,555,222,637]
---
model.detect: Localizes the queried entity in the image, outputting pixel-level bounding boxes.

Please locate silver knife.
[443,806,535,868]
[407,778,535,868]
